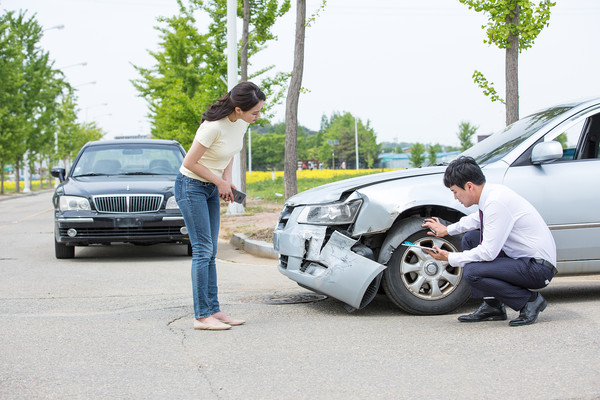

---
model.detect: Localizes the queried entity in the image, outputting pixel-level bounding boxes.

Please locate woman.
[175,82,265,330]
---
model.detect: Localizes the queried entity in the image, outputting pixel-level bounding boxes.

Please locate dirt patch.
[219,197,281,243]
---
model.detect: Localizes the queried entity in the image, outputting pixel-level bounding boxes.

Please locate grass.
[246,168,398,203]
[0,180,54,195]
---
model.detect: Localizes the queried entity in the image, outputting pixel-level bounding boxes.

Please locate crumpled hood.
[286,166,447,206]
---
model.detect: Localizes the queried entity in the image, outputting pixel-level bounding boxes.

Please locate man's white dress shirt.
[447,184,557,268]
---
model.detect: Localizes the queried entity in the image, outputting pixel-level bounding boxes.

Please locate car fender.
[377,215,458,265]
[377,216,425,265]
[352,174,471,236]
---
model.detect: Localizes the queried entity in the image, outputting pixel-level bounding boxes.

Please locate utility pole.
[354,116,359,170]
[226,0,244,214]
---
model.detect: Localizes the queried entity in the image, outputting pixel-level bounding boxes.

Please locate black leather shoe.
[509,293,547,326]
[458,301,507,322]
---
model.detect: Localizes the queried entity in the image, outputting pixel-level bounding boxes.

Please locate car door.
[502,107,600,274]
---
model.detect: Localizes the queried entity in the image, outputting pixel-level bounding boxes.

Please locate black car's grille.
[93,195,163,213]
[59,226,183,237]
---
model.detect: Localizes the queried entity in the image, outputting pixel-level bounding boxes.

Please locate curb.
[230,233,278,260]
[0,188,55,202]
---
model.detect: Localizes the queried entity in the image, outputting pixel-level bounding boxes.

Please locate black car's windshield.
[461,105,575,165]
[71,144,183,177]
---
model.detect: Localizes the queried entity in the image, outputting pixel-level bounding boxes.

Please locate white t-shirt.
[447,183,557,268]
[180,117,249,181]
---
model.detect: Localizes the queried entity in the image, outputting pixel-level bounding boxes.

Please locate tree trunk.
[505,5,520,126]
[284,0,305,200]
[239,0,250,203]
[1,161,4,194]
[15,158,20,193]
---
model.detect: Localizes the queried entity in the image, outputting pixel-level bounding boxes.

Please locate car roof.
[82,139,181,148]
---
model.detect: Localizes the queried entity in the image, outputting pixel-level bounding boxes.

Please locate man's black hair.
[443,156,486,189]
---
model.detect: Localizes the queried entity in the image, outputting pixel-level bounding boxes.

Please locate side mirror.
[531,141,563,165]
[51,167,66,182]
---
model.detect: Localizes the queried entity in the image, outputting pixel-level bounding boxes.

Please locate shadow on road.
[64,243,189,261]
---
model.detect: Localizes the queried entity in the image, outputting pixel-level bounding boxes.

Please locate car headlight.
[59,195,91,211]
[165,196,180,210]
[297,199,363,225]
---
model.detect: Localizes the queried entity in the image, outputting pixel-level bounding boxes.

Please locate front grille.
[93,194,163,213]
[279,255,289,269]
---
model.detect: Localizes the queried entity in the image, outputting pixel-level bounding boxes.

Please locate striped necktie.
[479,209,483,243]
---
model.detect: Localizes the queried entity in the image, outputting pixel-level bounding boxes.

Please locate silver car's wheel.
[383,229,470,315]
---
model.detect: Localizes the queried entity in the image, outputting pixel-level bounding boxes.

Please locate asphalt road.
[1,191,600,400]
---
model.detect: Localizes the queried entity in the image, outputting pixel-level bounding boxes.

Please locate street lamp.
[327,139,339,169]
[354,117,359,170]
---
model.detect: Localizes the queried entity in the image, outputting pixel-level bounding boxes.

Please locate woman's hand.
[217,179,234,203]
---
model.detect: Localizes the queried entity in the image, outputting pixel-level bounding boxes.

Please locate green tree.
[457,121,478,151]
[409,143,426,168]
[0,10,68,192]
[459,0,555,125]
[133,1,223,150]
[319,111,380,169]
[428,143,442,165]
[0,13,25,193]
[55,95,104,167]
[251,132,285,170]
[133,0,289,148]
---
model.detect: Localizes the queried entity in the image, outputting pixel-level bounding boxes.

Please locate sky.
[2,0,600,146]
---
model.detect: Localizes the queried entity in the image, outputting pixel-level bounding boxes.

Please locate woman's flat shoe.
[216,318,245,326]
[194,319,231,330]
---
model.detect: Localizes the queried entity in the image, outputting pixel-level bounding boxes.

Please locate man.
[422,156,557,326]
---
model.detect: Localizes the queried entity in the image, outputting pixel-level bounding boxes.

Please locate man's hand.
[424,247,449,262]
[422,217,448,237]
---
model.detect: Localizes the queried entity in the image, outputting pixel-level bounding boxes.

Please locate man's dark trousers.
[461,230,554,311]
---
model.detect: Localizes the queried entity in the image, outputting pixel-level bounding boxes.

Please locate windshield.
[71,144,184,177]
[461,105,575,165]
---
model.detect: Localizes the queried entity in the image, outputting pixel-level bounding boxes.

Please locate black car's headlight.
[297,199,363,225]
[58,195,91,211]
[165,196,180,210]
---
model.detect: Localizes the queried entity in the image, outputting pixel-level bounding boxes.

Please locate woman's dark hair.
[443,156,486,189]
[201,81,266,123]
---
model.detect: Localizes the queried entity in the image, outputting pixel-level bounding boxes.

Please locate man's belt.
[533,258,558,275]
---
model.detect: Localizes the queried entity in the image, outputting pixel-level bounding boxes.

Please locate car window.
[547,112,600,161]
[72,144,183,176]
[549,119,584,161]
[461,105,574,165]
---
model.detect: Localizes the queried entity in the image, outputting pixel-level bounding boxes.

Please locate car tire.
[187,243,192,256]
[55,239,75,259]
[382,228,470,315]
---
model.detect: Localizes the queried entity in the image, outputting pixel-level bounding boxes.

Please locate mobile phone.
[231,188,246,204]
[401,241,438,253]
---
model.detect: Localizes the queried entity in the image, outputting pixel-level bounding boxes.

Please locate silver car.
[273,97,600,314]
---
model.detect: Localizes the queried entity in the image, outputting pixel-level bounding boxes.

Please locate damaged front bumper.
[273,207,386,311]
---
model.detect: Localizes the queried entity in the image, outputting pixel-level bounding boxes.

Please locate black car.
[51,139,189,259]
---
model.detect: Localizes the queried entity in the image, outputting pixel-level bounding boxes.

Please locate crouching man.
[422,156,557,326]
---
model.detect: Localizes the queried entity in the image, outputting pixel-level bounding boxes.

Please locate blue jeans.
[174,173,221,319]
[461,230,554,311]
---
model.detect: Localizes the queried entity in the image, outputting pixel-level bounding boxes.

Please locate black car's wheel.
[187,243,192,256]
[382,229,470,315]
[55,239,75,259]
